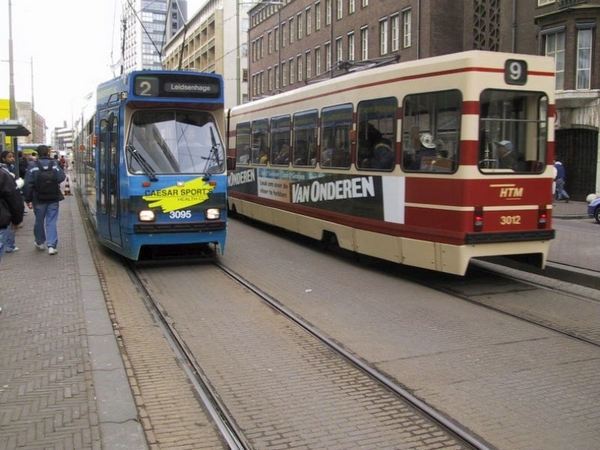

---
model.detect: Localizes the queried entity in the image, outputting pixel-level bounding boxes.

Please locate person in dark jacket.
[0,158,25,263]
[1,151,25,252]
[23,144,66,255]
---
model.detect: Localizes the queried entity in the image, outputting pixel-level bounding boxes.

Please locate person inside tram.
[496,140,519,170]
[412,133,437,170]
[274,144,290,165]
[358,122,393,169]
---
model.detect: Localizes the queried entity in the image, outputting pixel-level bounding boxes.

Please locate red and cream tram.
[226,50,556,275]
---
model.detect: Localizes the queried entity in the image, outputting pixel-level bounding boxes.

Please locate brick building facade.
[245,0,600,199]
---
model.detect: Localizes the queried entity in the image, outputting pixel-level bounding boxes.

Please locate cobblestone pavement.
[0,186,146,450]
[0,181,595,449]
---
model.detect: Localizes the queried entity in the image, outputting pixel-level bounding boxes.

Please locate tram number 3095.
[169,210,193,219]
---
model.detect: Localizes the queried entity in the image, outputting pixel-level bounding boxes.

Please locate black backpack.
[34,160,60,202]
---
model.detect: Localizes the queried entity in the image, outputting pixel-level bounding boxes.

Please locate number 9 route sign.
[504,59,528,86]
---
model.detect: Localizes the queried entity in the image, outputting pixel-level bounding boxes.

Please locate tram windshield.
[126,110,225,175]
[478,90,548,174]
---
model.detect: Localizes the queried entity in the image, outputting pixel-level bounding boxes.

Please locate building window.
[297,55,303,82]
[473,0,500,50]
[391,14,399,51]
[306,51,312,79]
[361,27,368,60]
[538,0,555,5]
[289,58,295,84]
[380,19,388,55]
[268,31,273,54]
[361,0,368,7]
[544,28,565,90]
[336,37,343,65]
[297,13,303,40]
[315,47,322,75]
[315,2,321,31]
[275,65,280,89]
[325,42,332,71]
[289,18,294,44]
[403,9,411,48]
[347,32,355,61]
[268,67,273,91]
[326,0,332,26]
[282,23,287,47]
[337,0,343,20]
[275,27,279,51]
[348,0,355,15]
[306,7,312,35]
[282,61,287,87]
[576,27,593,90]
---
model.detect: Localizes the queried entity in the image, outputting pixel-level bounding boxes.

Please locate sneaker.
[6,247,19,253]
[35,242,46,251]
[48,247,58,255]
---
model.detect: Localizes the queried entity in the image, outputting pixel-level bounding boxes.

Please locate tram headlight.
[138,210,156,222]
[205,208,220,220]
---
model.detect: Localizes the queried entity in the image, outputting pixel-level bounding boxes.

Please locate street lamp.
[8,0,17,126]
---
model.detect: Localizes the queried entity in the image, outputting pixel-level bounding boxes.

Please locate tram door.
[97,112,123,247]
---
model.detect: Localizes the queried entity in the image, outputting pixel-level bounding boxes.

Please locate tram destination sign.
[133,73,221,99]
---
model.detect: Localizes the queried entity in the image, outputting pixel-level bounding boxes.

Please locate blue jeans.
[4,226,16,251]
[33,202,60,248]
[0,228,6,261]
[555,178,569,200]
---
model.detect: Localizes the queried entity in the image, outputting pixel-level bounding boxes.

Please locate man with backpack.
[24,145,66,255]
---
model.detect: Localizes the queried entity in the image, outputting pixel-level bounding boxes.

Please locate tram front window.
[478,90,548,173]
[127,110,225,175]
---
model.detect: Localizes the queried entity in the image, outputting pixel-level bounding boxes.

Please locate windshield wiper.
[201,126,223,175]
[127,144,158,182]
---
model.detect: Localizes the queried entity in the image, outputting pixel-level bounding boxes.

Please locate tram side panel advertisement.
[229,168,406,224]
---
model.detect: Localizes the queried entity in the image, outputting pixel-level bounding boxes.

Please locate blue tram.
[73,70,233,260]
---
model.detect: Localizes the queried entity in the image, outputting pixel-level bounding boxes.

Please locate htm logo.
[491,183,523,199]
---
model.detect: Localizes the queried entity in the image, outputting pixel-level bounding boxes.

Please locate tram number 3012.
[500,215,522,225]
[169,210,193,219]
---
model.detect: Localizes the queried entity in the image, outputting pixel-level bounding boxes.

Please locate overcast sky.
[0,0,203,137]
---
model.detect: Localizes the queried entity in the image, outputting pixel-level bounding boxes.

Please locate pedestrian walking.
[1,151,25,252]
[554,160,570,202]
[0,155,25,263]
[23,144,66,255]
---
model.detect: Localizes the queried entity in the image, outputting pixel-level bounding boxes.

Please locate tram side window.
[478,90,548,174]
[110,115,118,218]
[251,119,269,165]
[236,122,251,164]
[402,90,461,173]
[321,104,352,169]
[356,97,397,171]
[293,109,318,167]
[271,115,291,165]
[99,120,107,214]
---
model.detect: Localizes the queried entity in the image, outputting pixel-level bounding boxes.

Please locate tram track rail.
[127,255,495,450]
[126,260,250,450]
[83,205,600,449]
[215,261,492,450]
[426,259,600,348]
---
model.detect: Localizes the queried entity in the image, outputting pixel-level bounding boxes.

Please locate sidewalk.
[551,199,589,219]
[0,184,147,450]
